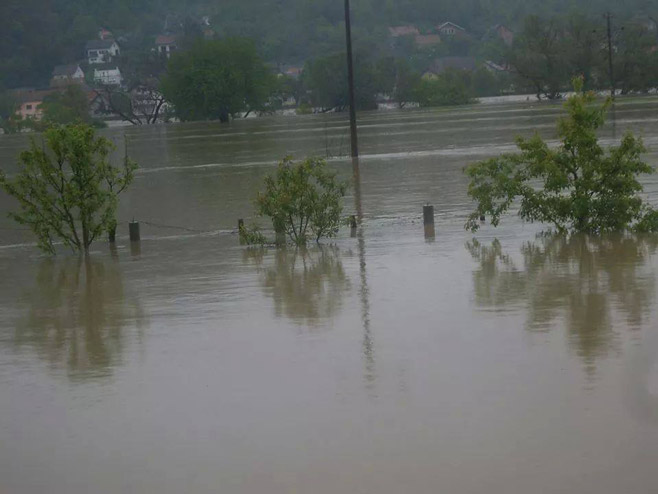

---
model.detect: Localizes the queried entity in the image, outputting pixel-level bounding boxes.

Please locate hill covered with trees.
[1,0,656,88]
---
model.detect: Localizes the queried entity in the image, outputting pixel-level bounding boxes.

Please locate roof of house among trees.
[85,39,117,51]
[52,64,81,77]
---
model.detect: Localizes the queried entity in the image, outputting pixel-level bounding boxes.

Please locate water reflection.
[353,157,375,390]
[13,258,146,381]
[243,246,350,327]
[468,234,658,370]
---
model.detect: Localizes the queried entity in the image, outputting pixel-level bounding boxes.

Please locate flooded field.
[1,99,658,494]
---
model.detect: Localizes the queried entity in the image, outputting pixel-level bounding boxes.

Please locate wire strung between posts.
[0,227,31,231]
[139,220,209,234]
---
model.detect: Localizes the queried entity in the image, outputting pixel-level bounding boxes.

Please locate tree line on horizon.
[1,2,657,129]
[1,0,656,88]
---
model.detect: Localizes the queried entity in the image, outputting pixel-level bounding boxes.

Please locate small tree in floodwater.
[0,124,137,255]
[255,157,348,246]
[465,80,658,234]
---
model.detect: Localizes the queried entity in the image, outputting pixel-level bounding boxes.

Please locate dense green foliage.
[161,38,274,122]
[415,71,475,107]
[0,124,137,254]
[40,85,103,127]
[509,14,658,98]
[465,81,658,234]
[302,54,379,112]
[255,157,348,246]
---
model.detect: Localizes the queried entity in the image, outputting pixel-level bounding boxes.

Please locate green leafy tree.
[0,89,19,133]
[40,85,102,127]
[374,57,421,107]
[0,124,137,254]
[465,80,658,234]
[161,38,275,123]
[615,22,658,94]
[303,53,378,112]
[255,157,348,246]
[509,15,568,100]
[414,70,475,107]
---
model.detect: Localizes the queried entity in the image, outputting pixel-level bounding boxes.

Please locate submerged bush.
[255,157,348,246]
[465,79,658,234]
[414,70,475,107]
[239,223,268,246]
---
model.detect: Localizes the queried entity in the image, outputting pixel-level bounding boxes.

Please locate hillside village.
[2,12,657,129]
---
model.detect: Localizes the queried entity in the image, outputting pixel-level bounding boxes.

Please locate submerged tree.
[414,70,475,107]
[161,38,275,123]
[255,157,348,246]
[465,80,658,234]
[40,85,103,127]
[0,124,137,254]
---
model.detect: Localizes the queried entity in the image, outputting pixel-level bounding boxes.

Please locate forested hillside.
[1,0,656,88]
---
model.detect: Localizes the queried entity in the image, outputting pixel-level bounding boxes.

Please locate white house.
[93,66,123,86]
[86,39,120,65]
[51,64,85,86]
[155,34,178,58]
[436,22,467,37]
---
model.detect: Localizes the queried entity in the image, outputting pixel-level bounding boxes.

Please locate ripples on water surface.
[1,100,658,494]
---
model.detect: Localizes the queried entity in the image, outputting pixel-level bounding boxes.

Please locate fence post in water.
[238,219,245,245]
[423,205,435,239]
[129,220,141,242]
[350,215,357,237]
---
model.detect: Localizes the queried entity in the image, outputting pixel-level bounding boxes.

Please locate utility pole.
[605,12,615,99]
[344,0,359,158]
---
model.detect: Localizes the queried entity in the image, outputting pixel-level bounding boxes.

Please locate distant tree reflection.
[13,258,146,381]
[243,246,350,327]
[467,234,658,369]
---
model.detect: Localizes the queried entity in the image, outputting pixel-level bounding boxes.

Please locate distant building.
[388,25,420,37]
[50,64,85,87]
[93,65,123,86]
[415,34,441,48]
[483,60,509,73]
[282,66,303,79]
[436,22,467,37]
[424,56,477,77]
[86,39,120,65]
[98,28,114,40]
[486,24,515,46]
[11,88,58,120]
[155,35,178,58]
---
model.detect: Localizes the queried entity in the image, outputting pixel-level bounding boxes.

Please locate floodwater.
[1,99,658,494]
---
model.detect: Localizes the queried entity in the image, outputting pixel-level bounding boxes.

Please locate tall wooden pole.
[344,0,359,158]
[605,12,615,99]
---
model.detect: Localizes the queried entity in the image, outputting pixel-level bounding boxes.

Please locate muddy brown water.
[1,99,658,494]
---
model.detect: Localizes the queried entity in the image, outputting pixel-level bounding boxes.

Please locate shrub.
[255,157,348,246]
[465,79,658,234]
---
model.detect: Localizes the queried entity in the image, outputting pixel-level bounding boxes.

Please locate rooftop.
[429,56,477,74]
[155,34,178,46]
[52,64,82,77]
[389,25,420,37]
[86,39,118,51]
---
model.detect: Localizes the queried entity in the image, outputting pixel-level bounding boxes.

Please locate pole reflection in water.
[467,234,658,376]
[12,257,146,381]
[353,157,375,391]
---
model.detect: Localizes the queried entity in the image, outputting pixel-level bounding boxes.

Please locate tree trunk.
[82,221,90,256]
[219,110,230,123]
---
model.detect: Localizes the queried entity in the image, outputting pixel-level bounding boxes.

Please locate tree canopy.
[1,0,656,89]
[161,38,274,122]
[465,80,658,234]
[0,124,137,254]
